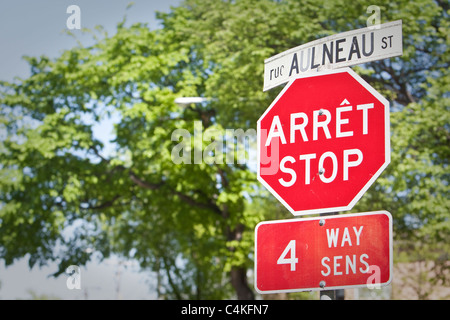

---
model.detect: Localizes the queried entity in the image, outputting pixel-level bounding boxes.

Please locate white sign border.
[257,67,391,216]
[254,210,393,294]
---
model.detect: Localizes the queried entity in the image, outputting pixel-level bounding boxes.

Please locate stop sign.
[257,68,390,215]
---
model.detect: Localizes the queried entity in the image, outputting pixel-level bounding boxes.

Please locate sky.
[0,0,182,300]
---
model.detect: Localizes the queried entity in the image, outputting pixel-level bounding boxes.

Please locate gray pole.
[320,289,336,300]
[319,212,345,300]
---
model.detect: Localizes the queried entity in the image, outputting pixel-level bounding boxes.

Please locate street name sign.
[257,68,390,216]
[263,20,403,91]
[254,211,393,293]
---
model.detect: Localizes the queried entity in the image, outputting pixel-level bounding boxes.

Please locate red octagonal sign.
[257,68,390,215]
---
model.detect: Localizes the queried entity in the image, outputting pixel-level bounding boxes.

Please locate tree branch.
[128,169,223,216]
[86,195,122,210]
[173,190,223,216]
[129,170,163,190]
[89,145,110,163]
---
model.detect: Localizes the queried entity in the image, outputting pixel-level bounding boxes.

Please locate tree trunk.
[230,266,254,300]
[223,202,254,300]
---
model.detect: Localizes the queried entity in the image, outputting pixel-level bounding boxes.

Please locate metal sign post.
[319,212,342,300]
[256,19,401,300]
[320,289,336,300]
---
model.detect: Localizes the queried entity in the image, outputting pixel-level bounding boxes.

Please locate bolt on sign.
[257,68,390,215]
[254,211,393,293]
[263,20,403,91]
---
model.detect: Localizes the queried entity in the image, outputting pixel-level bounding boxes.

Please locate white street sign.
[263,20,403,91]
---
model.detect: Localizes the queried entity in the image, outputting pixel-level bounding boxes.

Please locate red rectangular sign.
[254,211,392,293]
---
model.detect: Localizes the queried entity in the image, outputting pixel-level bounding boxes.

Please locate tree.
[0,0,448,299]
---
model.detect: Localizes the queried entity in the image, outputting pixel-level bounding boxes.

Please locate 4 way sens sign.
[254,211,393,293]
[257,68,390,215]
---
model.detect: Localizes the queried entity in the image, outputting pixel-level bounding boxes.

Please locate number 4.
[277,240,299,271]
